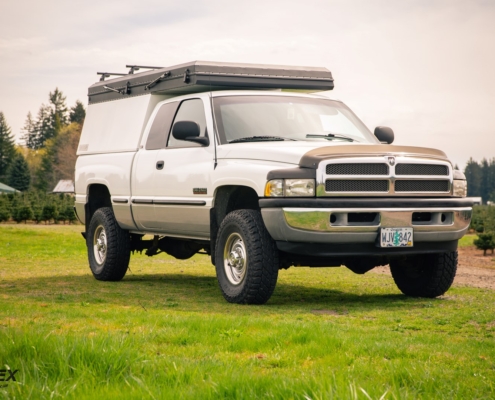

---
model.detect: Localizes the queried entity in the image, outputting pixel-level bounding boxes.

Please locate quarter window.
[145,102,179,150]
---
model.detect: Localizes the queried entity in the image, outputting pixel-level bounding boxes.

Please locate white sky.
[1,0,494,168]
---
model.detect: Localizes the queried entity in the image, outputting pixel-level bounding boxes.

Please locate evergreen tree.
[16,203,34,223]
[7,153,31,191]
[480,159,490,204]
[41,201,57,224]
[30,89,68,150]
[49,88,68,125]
[0,195,10,222]
[464,158,482,198]
[34,147,55,192]
[21,112,37,150]
[0,112,16,181]
[70,100,86,124]
[33,104,53,149]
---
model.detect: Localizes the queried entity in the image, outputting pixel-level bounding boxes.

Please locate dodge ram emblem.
[387,156,396,166]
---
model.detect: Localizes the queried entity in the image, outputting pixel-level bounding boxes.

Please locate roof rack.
[88,61,334,105]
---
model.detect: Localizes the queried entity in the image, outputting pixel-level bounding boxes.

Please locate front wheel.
[87,207,130,281]
[390,251,458,298]
[215,210,279,304]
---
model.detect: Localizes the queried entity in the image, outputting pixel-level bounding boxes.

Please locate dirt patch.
[371,246,495,290]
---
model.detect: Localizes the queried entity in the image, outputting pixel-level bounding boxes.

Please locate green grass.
[458,234,476,248]
[1,225,494,399]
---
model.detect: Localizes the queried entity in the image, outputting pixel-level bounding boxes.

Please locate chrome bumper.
[261,207,472,244]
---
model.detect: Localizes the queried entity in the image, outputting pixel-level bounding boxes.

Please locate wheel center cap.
[229,250,242,267]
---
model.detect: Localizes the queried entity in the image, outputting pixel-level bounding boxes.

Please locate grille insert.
[326,163,389,175]
[326,180,389,192]
[395,180,450,192]
[396,164,449,176]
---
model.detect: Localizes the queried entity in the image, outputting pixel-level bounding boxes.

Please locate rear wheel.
[215,210,279,304]
[390,251,458,298]
[87,207,130,281]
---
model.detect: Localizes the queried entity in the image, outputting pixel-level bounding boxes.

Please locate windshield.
[213,95,377,144]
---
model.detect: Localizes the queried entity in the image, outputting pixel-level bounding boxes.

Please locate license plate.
[379,227,413,247]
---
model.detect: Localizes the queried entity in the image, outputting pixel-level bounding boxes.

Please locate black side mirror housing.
[374,126,394,144]
[172,121,209,146]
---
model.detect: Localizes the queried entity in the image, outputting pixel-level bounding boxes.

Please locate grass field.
[0,225,494,399]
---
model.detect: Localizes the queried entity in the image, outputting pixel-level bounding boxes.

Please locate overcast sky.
[1,0,494,168]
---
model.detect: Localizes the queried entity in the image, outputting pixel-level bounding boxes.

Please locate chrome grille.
[326,163,389,175]
[326,180,389,192]
[395,180,450,192]
[396,164,449,176]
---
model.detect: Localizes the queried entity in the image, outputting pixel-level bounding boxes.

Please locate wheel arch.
[85,184,112,227]
[210,185,261,265]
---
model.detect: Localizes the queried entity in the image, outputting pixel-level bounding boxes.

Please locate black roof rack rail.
[97,72,127,82]
[126,65,164,74]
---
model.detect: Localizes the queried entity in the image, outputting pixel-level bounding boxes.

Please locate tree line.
[0,88,85,192]
[464,158,495,204]
[0,192,77,224]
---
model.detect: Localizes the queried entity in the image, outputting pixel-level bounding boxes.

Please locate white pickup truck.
[75,61,473,304]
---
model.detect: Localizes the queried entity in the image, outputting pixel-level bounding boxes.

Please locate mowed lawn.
[0,225,494,399]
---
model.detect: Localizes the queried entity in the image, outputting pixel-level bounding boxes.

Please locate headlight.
[265,179,315,197]
[285,179,315,197]
[453,180,467,197]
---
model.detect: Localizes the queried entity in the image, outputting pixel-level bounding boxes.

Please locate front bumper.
[260,198,473,252]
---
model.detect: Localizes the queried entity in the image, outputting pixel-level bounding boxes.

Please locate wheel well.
[210,185,260,265]
[85,184,112,227]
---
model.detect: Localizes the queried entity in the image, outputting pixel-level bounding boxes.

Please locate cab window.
[167,99,207,148]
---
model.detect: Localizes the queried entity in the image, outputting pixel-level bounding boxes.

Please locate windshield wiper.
[229,136,297,144]
[306,133,356,142]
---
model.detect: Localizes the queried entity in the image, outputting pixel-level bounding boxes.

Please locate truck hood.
[217,141,450,168]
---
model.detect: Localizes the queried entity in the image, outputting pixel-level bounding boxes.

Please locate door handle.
[156,160,164,170]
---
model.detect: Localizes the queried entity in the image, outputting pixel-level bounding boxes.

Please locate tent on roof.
[0,182,19,194]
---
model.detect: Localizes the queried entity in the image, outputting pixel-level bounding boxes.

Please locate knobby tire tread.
[216,210,279,304]
[87,207,130,281]
[390,251,457,298]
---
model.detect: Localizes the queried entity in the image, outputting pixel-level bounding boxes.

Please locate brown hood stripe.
[299,144,449,169]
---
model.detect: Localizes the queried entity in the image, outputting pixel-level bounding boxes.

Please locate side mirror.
[172,121,209,146]
[374,126,394,144]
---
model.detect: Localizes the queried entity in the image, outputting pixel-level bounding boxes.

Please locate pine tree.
[34,104,53,149]
[464,158,482,198]
[0,195,10,222]
[474,233,495,256]
[34,147,55,192]
[16,203,34,224]
[70,100,86,124]
[0,112,16,181]
[49,88,68,125]
[42,201,57,224]
[21,112,38,150]
[7,153,31,191]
